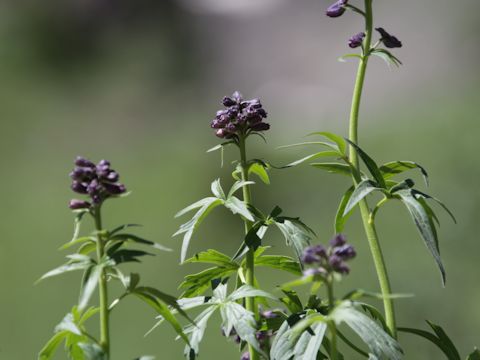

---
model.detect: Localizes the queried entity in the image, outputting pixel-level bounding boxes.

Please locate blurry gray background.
[0,0,479,358]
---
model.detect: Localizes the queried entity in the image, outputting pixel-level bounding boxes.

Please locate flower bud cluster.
[69,156,126,210]
[301,234,356,276]
[211,91,269,139]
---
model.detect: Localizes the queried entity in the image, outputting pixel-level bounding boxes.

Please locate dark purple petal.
[326,0,348,17]
[303,267,327,277]
[105,171,119,182]
[329,255,350,274]
[103,182,126,195]
[71,181,88,194]
[333,244,356,260]
[240,352,250,360]
[330,234,347,247]
[74,156,95,168]
[69,199,91,210]
[70,167,94,181]
[222,96,236,107]
[260,310,278,319]
[375,27,402,48]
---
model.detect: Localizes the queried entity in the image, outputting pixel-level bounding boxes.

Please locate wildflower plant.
[38,157,189,360]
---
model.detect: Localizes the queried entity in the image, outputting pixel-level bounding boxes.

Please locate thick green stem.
[347,0,397,338]
[238,136,259,360]
[93,207,110,355]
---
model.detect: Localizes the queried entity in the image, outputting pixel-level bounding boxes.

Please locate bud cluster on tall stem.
[347,0,397,337]
[238,134,259,360]
[93,205,110,355]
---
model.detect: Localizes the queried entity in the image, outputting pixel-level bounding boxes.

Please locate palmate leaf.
[335,186,354,233]
[398,321,461,360]
[331,302,403,360]
[183,306,217,360]
[346,140,386,188]
[344,179,383,215]
[275,219,314,263]
[395,189,446,284]
[379,161,429,186]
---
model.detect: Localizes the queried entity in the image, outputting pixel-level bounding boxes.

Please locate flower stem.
[347,0,397,338]
[326,278,338,360]
[238,136,259,360]
[93,207,110,355]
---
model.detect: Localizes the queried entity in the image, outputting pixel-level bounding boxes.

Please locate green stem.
[93,207,110,355]
[238,136,259,360]
[326,279,338,360]
[347,0,397,338]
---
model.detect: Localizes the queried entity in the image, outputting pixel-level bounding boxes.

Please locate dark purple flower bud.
[256,331,267,341]
[326,0,348,18]
[222,96,236,107]
[211,119,223,129]
[70,167,94,181]
[333,244,356,260]
[98,159,110,167]
[87,179,101,195]
[301,247,320,264]
[71,181,88,194]
[260,310,278,319]
[241,352,250,360]
[234,335,241,344]
[92,194,102,204]
[216,129,228,138]
[75,156,95,168]
[227,106,240,117]
[256,108,267,118]
[105,171,119,182]
[329,255,350,274]
[311,244,327,258]
[348,32,365,48]
[330,234,347,247]
[69,199,91,210]
[375,27,402,48]
[250,122,270,131]
[226,123,237,132]
[103,182,126,195]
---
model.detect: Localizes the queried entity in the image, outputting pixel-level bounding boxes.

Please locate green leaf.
[78,343,107,360]
[174,197,224,263]
[379,161,429,186]
[275,219,313,263]
[133,290,190,345]
[109,223,142,236]
[278,141,340,152]
[38,331,69,360]
[71,210,88,242]
[249,161,270,184]
[110,233,171,252]
[280,289,304,314]
[396,189,446,285]
[344,179,382,215]
[179,266,237,297]
[38,259,93,282]
[224,196,255,221]
[183,306,217,358]
[108,248,153,264]
[335,186,354,233]
[370,48,402,67]
[210,178,226,199]
[284,151,341,168]
[228,285,277,302]
[308,132,347,155]
[467,349,480,360]
[310,163,352,176]
[346,140,386,188]
[55,312,82,336]
[78,265,103,311]
[412,189,457,224]
[60,236,95,251]
[227,180,256,198]
[331,302,403,360]
[184,249,237,267]
[255,255,302,275]
[338,53,363,63]
[398,321,461,360]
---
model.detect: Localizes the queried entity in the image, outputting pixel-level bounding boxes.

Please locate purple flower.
[260,309,278,319]
[330,234,347,247]
[326,0,348,18]
[333,244,356,260]
[210,91,269,138]
[303,267,326,277]
[74,156,95,168]
[329,255,350,274]
[69,199,91,210]
[241,352,250,360]
[375,27,402,48]
[348,32,365,48]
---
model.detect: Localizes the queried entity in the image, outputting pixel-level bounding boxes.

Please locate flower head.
[211,91,269,139]
[69,157,126,210]
[348,32,365,48]
[301,234,356,277]
[375,27,402,48]
[326,0,348,18]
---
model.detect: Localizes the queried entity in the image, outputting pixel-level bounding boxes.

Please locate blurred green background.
[0,0,478,358]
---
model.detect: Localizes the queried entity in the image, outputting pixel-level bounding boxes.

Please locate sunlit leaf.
[38,331,69,360]
[379,161,429,186]
[275,219,313,263]
[255,255,302,275]
[344,179,382,215]
[224,196,255,221]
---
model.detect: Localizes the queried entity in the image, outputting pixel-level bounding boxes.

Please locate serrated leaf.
[183,306,217,358]
[332,302,403,360]
[184,249,238,267]
[379,161,429,186]
[275,220,313,263]
[346,140,386,188]
[335,186,354,233]
[344,179,382,215]
[224,196,255,221]
[310,163,352,176]
[255,255,302,275]
[174,197,224,263]
[396,189,446,285]
[179,266,237,298]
